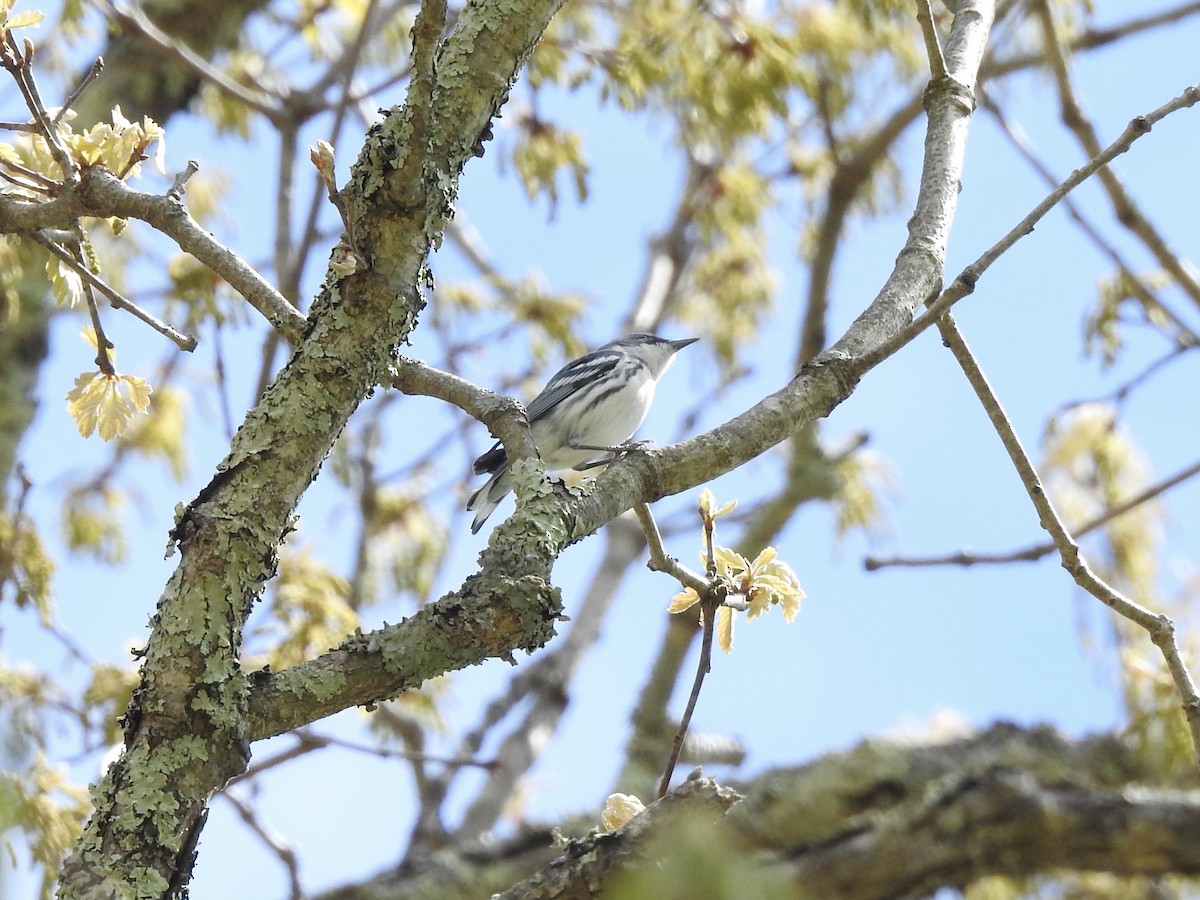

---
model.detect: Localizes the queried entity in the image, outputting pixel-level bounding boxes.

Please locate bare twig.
[657,507,724,798]
[935,311,1200,764]
[34,233,197,351]
[980,91,1197,347]
[915,0,947,79]
[866,456,1200,570]
[72,245,117,375]
[634,502,709,594]
[658,590,718,799]
[218,792,303,900]
[1,32,77,180]
[850,82,1200,377]
[55,57,104,125]
[166,160,198,202]
[1034,0,1200,309]
[73,167,307,342]
[0,154,59,191]
[1061,345,1200,412]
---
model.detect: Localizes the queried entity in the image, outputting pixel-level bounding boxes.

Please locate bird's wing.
[525,349,620,421]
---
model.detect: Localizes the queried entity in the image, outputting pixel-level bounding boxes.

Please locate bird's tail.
[466,463,512,534]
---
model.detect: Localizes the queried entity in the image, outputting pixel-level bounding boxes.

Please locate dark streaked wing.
[526,349,622,422]
[472,442,505,475]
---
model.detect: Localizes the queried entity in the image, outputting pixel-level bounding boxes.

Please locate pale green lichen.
[288,665,347,703]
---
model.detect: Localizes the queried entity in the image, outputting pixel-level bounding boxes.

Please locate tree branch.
[935,312,1200,763]
[850,81,1200,377]
[866,456,1200,570]
[59,0,575,894]
[321,723,1200,899]
[1034,0,1200,309]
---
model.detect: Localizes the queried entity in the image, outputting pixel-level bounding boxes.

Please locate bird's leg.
[571,439,655,471]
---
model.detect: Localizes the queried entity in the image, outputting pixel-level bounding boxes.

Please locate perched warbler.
[467,333,697,533]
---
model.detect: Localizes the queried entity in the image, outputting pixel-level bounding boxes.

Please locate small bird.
[467,332,698,533]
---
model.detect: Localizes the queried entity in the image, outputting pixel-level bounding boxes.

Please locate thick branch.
[59,0,572,895]
[564,0,996,540]
[319,723,1200,900]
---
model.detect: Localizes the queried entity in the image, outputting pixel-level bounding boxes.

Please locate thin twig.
[850,82,1200,377]
[979,89,1197,347]
[915,0,947,79]
[1,32,77,180]
[166,160,198,202]
[1059,346,1200,414]
[657,507,724,798]
[866,457,1200,569]
[218,792,303,900]
[658,589,718,799]
[55,57,104,124]
[33,233,197,351]
[1034,0,1200,309]
[634,502,709,594]
[82,294,114,374]
[935,311,1200,764]
[74,167,307,342]
[0,156,58,191]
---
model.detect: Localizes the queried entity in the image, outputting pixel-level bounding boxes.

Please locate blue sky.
[4,1,1200,897]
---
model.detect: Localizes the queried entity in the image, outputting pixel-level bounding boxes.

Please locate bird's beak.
[671,337,699,351]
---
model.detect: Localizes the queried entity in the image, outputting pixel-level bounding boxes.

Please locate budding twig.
[652,503,723,799]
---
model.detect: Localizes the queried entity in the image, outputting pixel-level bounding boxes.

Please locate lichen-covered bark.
[56,0,568,895]
[56,0,1001,895]
[315,724,1200,900]
[177,0,999,757]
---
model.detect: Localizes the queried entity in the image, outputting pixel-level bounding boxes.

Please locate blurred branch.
[98,0,281,119]
[935,311,1200,764]
[448,517,646,844]
[1034,0,1200,310]
[219,791,303,900]
[1059,345,1200,411]
[494,776,741,900]
[624,155,710,333]
[799,93,923,367]
[984,1,1200,79]
[979,90,1199,348]
[866,457,1200,571]
[408,724,1199,900]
